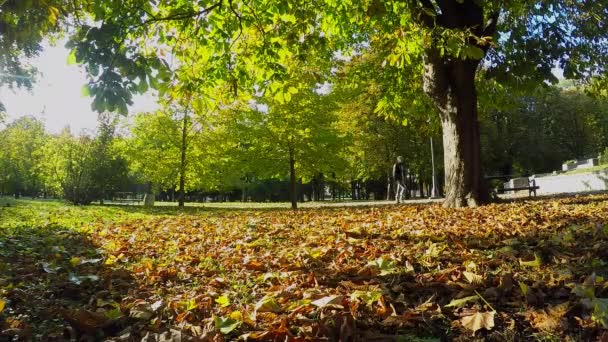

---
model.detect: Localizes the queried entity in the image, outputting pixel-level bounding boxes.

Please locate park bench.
[498,179,539,197]
[112,192,142,205]
[485,176,540,197]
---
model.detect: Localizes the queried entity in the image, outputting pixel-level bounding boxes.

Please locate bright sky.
[0,40,158,134]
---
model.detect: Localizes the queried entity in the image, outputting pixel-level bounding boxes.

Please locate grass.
[561,163,608,175]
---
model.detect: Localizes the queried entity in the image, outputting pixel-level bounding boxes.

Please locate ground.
[1,196,608,341]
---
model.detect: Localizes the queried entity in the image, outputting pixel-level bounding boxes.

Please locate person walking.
[393,156,407,203]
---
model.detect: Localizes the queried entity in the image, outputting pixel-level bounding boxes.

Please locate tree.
[0,116,46,197]
[479,85,608,176]
[213,84,345,209]
[0,0,88,109]
[119,108,201,205]
[58,115,128,204]
[332,49,441,200]
[63,0,608,207]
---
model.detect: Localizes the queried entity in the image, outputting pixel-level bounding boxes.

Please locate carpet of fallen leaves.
[2,195,608,341]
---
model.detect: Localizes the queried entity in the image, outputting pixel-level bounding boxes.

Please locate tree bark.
[415,0,498,208]
[423,56,489,207]
[386,169,391,201]
[178,111,189,207]
[288,145,297,210]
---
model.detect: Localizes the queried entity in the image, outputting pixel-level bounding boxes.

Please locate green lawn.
[562,163,608,175]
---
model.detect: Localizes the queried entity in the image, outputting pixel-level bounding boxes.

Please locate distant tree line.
[1,83,607,206]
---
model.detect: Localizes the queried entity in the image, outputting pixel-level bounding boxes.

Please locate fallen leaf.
[461,311,495,333]
[445,295,479,308]
[254,297,282,313]
[527,302,569,331]
[311,295,344,308]
[214,315,240,334]
[519,254,542,268]
[463,271,483,285]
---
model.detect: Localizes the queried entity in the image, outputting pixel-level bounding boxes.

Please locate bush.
[600,147,608,165]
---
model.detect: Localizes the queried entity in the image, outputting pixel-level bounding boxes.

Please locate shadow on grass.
[0,225,137,340]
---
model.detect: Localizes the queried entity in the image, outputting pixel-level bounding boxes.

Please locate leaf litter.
[1,194,608,340]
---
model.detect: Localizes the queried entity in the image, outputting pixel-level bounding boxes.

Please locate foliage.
[2,195,608,339]
[0,116,46,196]
[479,86,608,176]
[601,147,608,166]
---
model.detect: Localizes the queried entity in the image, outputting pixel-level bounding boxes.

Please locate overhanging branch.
[482,11,500,37]
[141,1,223,26]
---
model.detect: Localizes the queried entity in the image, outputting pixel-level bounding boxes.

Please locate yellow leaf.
[215,295,231,308]
[48,6,60,25]
[230,310,243,321]
[461,311,495,333]
[70,257,81,266]
[254,297,282,313]
[463,271,483,285]
[519,254,542,268]
[0,299,5,312]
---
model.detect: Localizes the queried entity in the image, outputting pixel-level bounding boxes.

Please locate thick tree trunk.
[412,0,499,207]
[289,146,297,210]
[423,56,489,208]
[178,112,188,207]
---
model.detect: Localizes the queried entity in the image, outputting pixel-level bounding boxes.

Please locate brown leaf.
[526,302,569,332]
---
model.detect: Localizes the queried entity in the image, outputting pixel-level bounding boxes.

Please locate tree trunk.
[386,169,391,201]
[178,111,189,207]
[423,56,489,208]
[419,175,425,198]
[288,146,297,210]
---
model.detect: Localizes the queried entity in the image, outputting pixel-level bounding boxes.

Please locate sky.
[0,40,158,134]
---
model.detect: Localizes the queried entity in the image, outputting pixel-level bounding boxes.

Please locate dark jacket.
[393,162,406,182]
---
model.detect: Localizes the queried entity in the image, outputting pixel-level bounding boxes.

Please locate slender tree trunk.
[423,56,489,208]
[178,111,189,207]
[288,145,297,210]
[419,175,425,198]
[386,169,391,201]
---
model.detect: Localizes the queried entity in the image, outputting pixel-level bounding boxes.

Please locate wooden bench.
[113,198,142,205]
[498,179,539,197]
[112,192,142,205]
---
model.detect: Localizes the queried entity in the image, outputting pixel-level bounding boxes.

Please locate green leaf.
[351,289,383,307]
[370,256,396,275]
[445,295,479,308]
[67,50,77,65]
[104,308,124,320]
[591,298,608,328]
[518,281,529,296]
[81,85,91,97]
[519,254,542,268]
[214,315,240,334]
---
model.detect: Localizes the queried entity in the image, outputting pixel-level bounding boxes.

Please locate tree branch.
[482,11,500,37]
[141,1,223,26]
[228,0,243,49]
[414,0,436,28]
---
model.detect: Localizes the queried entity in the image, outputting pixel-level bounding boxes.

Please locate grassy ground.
[562,164,608,175]
[1,195,608,340]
